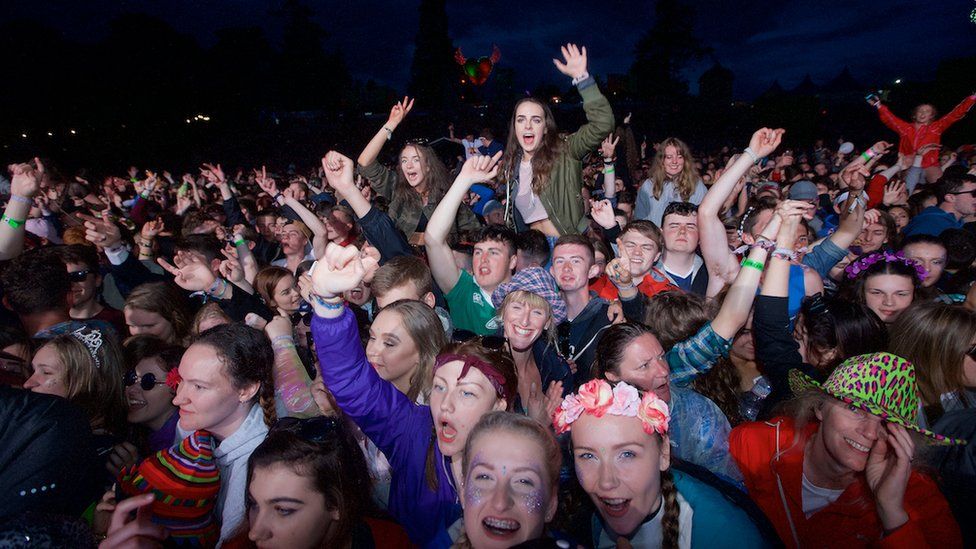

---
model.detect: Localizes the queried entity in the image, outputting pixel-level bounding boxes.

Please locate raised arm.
[600,134,619,199]
[0,160,42,261]
[931,93,976,132]
[555,44,615,160]
[699,128,785,286]
[357,97,413,181]
[265,315,319,418]
[424,153,502,294]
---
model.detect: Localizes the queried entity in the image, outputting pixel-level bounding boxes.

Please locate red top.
[730,418,962,549]
[590,268,676,301]
[877,96,975,169]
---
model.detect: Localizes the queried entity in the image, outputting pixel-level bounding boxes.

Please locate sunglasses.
[272,415,342,444]
[68,269,93,282]
[290,310,312,326]
[949,189,976,198]
[124,370,168,391]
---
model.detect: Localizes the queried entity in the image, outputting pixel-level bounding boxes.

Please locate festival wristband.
[743,147,760,164]
[604,166,615,174]
[10,194,32,205]
[753,236,776,251]
[771,248,797,261]
[2,215,24,229]
[233,238,246,247]
[740,258,764,272]
[312,294,344,310]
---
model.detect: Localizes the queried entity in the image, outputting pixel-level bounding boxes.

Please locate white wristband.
[743,147,760,164]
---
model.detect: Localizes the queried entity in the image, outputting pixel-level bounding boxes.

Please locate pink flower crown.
[552,379,670,437]
[844,250,927,282]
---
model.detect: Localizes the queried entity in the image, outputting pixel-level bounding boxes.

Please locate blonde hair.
[649,138,700,201]
[191,302,232,336]
[500,290,556,346]
[43,330,127,434]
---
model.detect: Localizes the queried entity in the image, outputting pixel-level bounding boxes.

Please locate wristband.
[10,194,32,205]
[753,236,776,251]
[772,248,797,261]
[740,258,764,272]
[233,238,246,247]
[271,335,294,345]
[2,215,24,229]
[382,126,394,140]
[604,166,615,174]
[312,294,344,310]
[860,152,872,162]
[273,193,284,203]
[571,72,590,86]
[743,147,760,164]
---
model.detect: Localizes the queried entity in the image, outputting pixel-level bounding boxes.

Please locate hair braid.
[660,470,681,549]
[258,380,277,427]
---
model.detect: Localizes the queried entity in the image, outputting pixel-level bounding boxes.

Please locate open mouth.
[438,420,457,444]
[513,326,533,337]
[128,398,146,410]
[598,497,631,518]
[481,516,521,539]
[522,133,536,148]
[845,437,870,453]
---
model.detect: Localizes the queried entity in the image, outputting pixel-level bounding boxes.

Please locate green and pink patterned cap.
[789,352,965,446]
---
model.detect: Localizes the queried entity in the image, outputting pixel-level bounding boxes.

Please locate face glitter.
[521,488,545,514]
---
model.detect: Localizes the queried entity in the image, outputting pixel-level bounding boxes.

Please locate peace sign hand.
[600,134,620,158]
[387,96,414,128]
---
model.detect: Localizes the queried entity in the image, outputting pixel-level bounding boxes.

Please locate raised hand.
[605,244,634,289]
[387,96,414,128]
[869,141,893,156]
[264,314,293,339]
[250,166,273,196]
[219,258,245,284]
[98,493,166,549]
[553,43,588,79]
[600,134,620,159]
[590,199,617,229]
[157,253,217,293]
[9,158,43,198]
[623,112,632,125]
[309,243,378,299]
[840,163,870,192]
[747,128,786,159]
[865,423,914,531]
[321,151,356,194]
[200,162,226,185]
[882,181,908,206]
[84,215,123,250]
[140,218,164,240]
[455,152,503,187]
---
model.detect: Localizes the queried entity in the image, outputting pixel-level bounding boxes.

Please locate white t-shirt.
[801,474,845,517]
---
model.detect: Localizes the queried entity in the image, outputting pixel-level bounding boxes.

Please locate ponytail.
[258,381,277,427]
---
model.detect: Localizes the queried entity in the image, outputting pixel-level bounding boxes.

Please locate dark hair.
[553,234,595,263]
[939,228,976,270]
[52,244,100,272]
[371,255,434,300]
[500,98,565,195]
[394,143,452,216]
[175,234,222,264]
[122,335,184,373]
[247,421,373,548]
[798,295,888,373]
[593,322,657,379]
[738,196,778,237]
[193,323,276,426]
[0,248,70,315]
[842,254,922,305]
[479,128,494,140]
[615,190,636,206]
[935,174,976,203]
[473,225,517,256]
[643,291,713,350]
[899,233,945,252]
[908,188,937,217]
[661,201,699,225]
[515,229,551,267]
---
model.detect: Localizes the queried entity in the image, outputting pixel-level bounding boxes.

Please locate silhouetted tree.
[408,0,456,111]
[629,0,709,102]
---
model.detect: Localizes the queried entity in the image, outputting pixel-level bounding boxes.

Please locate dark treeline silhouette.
[2,1,974,175]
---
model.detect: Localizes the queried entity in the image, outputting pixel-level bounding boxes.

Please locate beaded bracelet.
[753,236,776,251]
[2,215,24,229]
[740,258,764,272]
[771,247,797,261]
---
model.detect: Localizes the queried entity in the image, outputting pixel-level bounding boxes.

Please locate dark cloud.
[8,0,975,99]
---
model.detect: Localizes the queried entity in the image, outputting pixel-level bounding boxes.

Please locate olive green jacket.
[503,79,615,235]
[358,161,482,238]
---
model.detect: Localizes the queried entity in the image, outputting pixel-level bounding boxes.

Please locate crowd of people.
[1,43,975,548]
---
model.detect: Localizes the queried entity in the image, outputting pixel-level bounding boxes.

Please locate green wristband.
[233,238,246,247]
[740,258,764,272]
[2,215,25,229]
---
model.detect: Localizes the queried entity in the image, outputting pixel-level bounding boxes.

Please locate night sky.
[8,0,976,98]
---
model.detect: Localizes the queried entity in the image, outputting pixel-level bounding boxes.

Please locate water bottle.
[740,376,772,421]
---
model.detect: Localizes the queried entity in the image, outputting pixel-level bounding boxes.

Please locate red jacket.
[878,96,975,169]
[590,268,676,301]
[730,418,962,548]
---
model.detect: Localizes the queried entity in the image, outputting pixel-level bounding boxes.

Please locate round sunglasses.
[124,370,168,391]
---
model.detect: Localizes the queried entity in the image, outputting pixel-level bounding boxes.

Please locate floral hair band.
[552,379,670,437]
[844,250,927,282]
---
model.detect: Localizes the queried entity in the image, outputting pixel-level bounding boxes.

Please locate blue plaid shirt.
[667,322,732,387]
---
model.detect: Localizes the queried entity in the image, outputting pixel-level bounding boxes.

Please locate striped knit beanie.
[118,430,220,547]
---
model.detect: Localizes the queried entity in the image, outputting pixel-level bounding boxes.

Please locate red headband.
[433,353,514,404]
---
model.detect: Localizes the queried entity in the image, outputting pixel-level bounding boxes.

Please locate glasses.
[124,370,168,391]
[290,310,312,326]
[68,269,93,282]
[949,189,976,197]
[272,415,342,444]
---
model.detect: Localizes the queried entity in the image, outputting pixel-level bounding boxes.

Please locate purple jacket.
[312,309,460,548]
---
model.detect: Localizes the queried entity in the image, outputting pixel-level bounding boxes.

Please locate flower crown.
[552,379,670,437]
[844,250,927,282]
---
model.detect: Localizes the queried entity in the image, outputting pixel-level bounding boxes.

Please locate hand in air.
[553,43,588,79]
[309,243,378,299]
[747,128,786,159]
